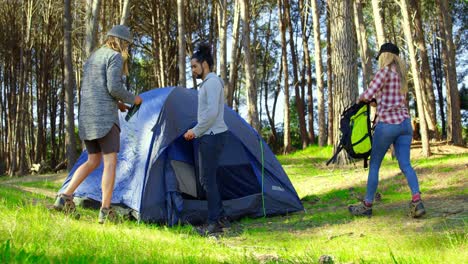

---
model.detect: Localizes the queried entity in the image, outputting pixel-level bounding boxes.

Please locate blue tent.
[60,87,303,225]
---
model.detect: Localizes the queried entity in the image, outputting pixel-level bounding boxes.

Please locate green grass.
[1,146,467,263]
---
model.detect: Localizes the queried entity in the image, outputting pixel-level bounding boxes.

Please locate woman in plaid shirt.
[348,43,426,218]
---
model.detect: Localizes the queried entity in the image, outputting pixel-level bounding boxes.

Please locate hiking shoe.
[409,200,426,218]
[98,207,118,224]
[197,222,223,236]
[348,202,372,217]
[53,193,76,213]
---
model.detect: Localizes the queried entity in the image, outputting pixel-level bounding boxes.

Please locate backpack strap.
[326,143,344,166]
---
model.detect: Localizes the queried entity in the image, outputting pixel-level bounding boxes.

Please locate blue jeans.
[198,131,227,224]
[365,118,420,203]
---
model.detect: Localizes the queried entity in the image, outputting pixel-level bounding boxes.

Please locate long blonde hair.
[378,52,408,95]
[104,36,130,76]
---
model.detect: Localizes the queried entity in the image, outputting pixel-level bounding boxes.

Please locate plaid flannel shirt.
[359,66,410,124]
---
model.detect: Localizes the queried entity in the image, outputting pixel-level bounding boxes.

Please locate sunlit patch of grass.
[19,180,63,191]
[0,150,467,263]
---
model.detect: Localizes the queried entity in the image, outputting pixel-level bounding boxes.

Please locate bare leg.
[63,153,101,196]
[101,152,117,208]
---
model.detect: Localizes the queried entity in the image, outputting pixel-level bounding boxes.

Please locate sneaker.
[98,207,118,224]
[197,222,223,236]
[348,202,372,216]
[409,200,426,218]
[53,193,76,213]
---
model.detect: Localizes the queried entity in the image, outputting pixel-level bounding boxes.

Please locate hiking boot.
[409,200,426,218]
[348,202,372,217]
[98,207,118,224]
[197,222,223,236]
[53,193,76,213]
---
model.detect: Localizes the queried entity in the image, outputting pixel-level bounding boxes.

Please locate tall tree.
[226,0,241,107]
[177,0,186,87]
[435,0,464,145]
[400,0,431,157]
[372,0,386,46]
[311,0,325,146]
[85,0,101,58]
[239,0,260,132]
[326,1,333,146]
[285,0,308,148]
[217,0,228,89]
[329,0,358,164]
[354,0,373,86]
[300,0,315,144]
[409,0,438,140]
[120,0,130,25]
[279,0,291,153]
[64,0,77,170]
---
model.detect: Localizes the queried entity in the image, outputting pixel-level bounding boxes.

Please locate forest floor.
[0,143,467,263]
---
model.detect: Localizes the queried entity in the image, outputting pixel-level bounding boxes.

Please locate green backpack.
[327,101,374,168]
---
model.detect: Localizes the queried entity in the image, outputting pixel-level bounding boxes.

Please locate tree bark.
[354,0,373,86]
[226,0,241,107]
[285,0,308,148]
[120,0,130,25]
[64,0,78,170]
[326,2,333,146]
[239,0,260,132]
[279,0,291,153]
[372,0,386,46]
[409,0,438,140]
[217,0,228,89]
[311,0,326,146]
[329,0,358,165]
[400,0,431,157]
[85,0,101,58]
[435,0,464,145]
[177,0,186,87]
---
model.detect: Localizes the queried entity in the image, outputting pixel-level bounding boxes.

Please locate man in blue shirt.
[184,43,229,235]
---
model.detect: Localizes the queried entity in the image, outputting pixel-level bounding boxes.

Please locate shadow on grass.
[216,161,467,237]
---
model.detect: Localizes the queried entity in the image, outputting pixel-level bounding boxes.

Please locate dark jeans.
[198,131,227,224]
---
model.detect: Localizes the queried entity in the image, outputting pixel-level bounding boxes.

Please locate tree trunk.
[177,0,186,87]
[285,0,308,148]
[435,0,464,145]
[354,0,373,86]
[120,0,130,25]
[400,0,431,157]
[239,0,260,132]
[431,28,446,138]
[279,0,291,153]
[329,0,358,165]
[409,0,438,140]
[372,0,386,46]
[226,0,240,107]
[85,0,101,58]
[64,0,78,170]
[326,2,333,146]
[217,0,228,88]
[311,0,326,146]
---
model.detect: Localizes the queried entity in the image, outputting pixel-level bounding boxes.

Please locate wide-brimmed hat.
[376,42,400,60]
[107,25,133,43]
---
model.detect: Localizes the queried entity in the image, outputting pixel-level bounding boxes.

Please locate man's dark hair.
[191,43,213,69]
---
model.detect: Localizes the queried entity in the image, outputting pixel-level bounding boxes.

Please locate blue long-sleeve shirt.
[192,72,228,137]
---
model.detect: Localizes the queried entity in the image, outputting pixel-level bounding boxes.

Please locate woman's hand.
[118,101,129,112]
[134,95,143,105]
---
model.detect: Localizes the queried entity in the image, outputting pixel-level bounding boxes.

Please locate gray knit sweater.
[79,46,136,140]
